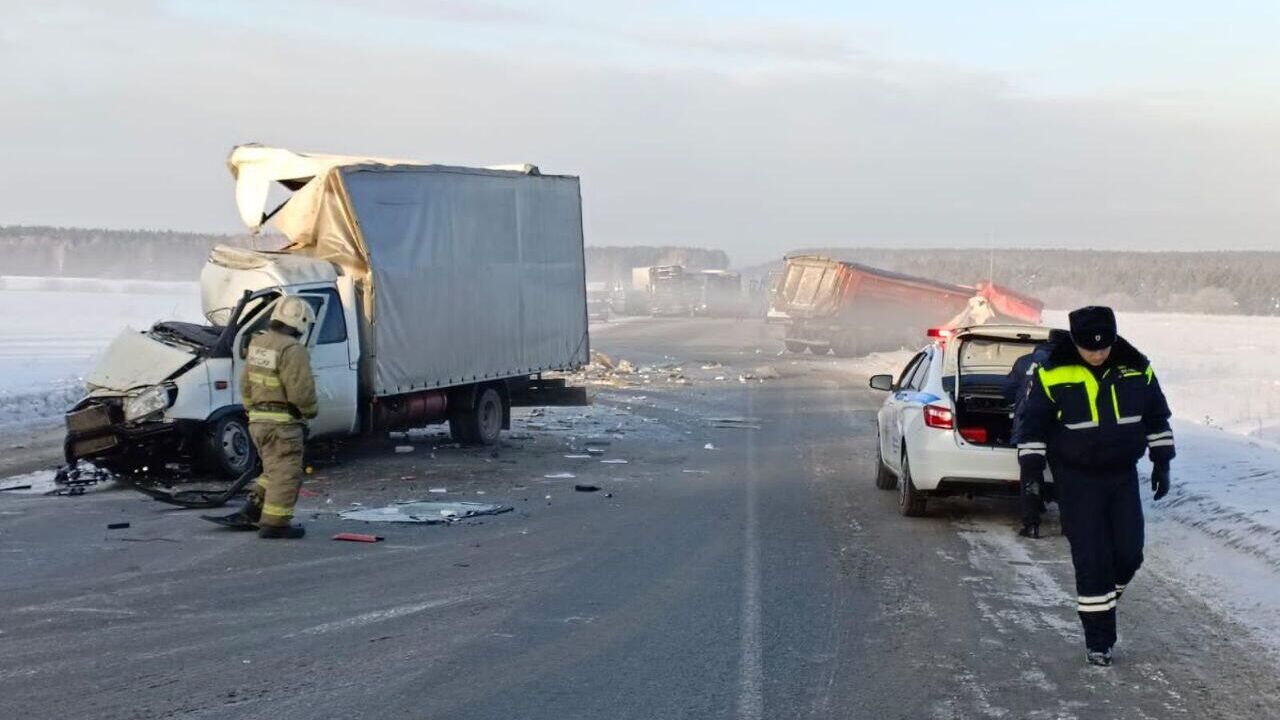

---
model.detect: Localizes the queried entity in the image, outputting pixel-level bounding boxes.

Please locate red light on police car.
[923,404,954,429]
[927,327,954,341]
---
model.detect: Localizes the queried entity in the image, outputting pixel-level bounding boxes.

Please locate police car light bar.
[927,327,954,340]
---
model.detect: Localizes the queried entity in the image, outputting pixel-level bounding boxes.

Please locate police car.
[869,324,1054,516]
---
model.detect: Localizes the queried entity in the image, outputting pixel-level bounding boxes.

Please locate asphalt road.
[1,318,1277,719]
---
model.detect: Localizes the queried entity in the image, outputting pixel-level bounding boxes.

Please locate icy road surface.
[1,317,1278,719]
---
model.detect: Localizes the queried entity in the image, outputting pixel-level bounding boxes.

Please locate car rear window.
[959,339,1038,373]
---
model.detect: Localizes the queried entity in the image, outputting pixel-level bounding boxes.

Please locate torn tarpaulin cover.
[339,501,513,524]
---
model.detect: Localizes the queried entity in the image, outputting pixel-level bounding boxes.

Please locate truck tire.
[784,340,806,353]
[832,332,860,358]
[808,343,831,355]
[450,385,506,446]
[206,414,258,480]
[897,453,927,517]
[875,439,896,490]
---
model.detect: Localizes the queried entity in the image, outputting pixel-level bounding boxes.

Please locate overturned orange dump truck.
[770,255,1042,356]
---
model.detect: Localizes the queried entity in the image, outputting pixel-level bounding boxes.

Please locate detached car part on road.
[869,324,1054,516]
[63,145,591,486]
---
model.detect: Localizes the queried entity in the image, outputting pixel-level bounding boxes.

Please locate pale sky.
[2,0,1278,264]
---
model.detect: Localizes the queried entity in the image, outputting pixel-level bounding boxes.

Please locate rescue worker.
[203,296,318,539]
[1013,306,1174,666]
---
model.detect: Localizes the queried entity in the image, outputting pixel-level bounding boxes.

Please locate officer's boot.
[1085,648,1113,667]
[258,524,306,540]
[201,496,262,530]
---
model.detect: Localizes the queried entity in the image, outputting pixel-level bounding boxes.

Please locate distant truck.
[648,265,690,317]
[63,145,589,481]
[691,270,743,317]
[586,281,611,322]
[770,255,1041,357]
[619,266,653,316]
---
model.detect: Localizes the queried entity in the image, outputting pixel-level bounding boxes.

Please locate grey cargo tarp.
[342,165,588,395]
[227,146,588,397]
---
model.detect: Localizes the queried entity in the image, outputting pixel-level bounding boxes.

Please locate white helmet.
[271,296,316,336]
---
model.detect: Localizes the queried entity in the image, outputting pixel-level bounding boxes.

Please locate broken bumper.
[63,398,198,471]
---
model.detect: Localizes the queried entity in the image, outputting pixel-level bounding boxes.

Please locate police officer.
[204,296,318,539]
[1005,329,1069,537]
[1013,307,1174,666]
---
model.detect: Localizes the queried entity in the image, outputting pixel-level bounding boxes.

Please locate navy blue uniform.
[1012,336,1175,652]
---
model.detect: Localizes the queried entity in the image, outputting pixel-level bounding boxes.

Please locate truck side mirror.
[869,374,894,392]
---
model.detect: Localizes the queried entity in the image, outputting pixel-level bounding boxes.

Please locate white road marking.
[285,597,466,638]
[738,393,764,720]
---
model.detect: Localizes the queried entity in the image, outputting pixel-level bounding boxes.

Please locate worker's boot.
[258,524,306,540]
[201,497,262,530]
[1085,648,1113,667]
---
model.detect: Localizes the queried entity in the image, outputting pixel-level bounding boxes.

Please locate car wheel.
[897,452,927,517]
[206,413,258,479]
[784,340,806,353]
[874,437,896,490]
[808,343,832,355]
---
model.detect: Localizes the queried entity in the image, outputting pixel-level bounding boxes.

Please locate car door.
[297,289,359,438]
[881,351,926,473]
[892,349,935,461]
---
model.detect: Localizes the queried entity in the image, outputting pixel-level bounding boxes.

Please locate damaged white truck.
[62,145,589,490]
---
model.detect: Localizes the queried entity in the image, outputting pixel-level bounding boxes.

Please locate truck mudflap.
[507,377,589,407]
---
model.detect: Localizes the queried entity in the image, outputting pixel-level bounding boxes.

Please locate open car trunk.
[953,334,1044,448]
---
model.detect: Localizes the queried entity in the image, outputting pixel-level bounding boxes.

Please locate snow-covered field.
[0,276,201,430]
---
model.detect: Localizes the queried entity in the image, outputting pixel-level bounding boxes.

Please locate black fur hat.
[1068,306,1117,351]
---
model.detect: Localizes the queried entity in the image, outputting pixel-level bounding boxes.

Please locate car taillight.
[923,404,954,429]
[959,427,988,443]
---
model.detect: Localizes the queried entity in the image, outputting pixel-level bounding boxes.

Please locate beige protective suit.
[240,329,318,528]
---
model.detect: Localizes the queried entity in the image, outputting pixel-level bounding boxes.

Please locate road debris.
[544,472,576,479]
[682,469,711,475]
[333,532,384,543]
[709,417,762,430]
[600,458,628,464]
[0,484,33,492]
[429,487,448,494]
[574,484,601,492]
[394,445,414,454]
[107,522,131,530]
[704,443,716,450]
[564,454,591,459]
[339,501,512,524]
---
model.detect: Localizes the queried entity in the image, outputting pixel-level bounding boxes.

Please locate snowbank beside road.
[0,277,201,430]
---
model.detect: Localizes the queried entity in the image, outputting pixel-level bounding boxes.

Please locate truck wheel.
[808,343,831,355]
[874,439,896,490]
[450,385,506,446]
[784,340,806,353]
[832,333,860,358]
[897,453,927,517]
[207,414,257,480]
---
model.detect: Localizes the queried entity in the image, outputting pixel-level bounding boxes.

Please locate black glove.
[1019,464,1044,538]
[1151,462,1171,501]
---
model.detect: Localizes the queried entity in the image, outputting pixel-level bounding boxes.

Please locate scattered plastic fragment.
[544,472,576,479]
[682,469,711,475]
[600,459,628,464]
[574,484,601,492]
[704,443,716,450]
[564,454,591,459]
[339,501,512,524]
[107,522,131,530]
[0,484,33,492]
[586,447,606,455]
[394,445,414,454]
[333,533,384,543]
[709,418,762,430]
[429,487,448,493]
